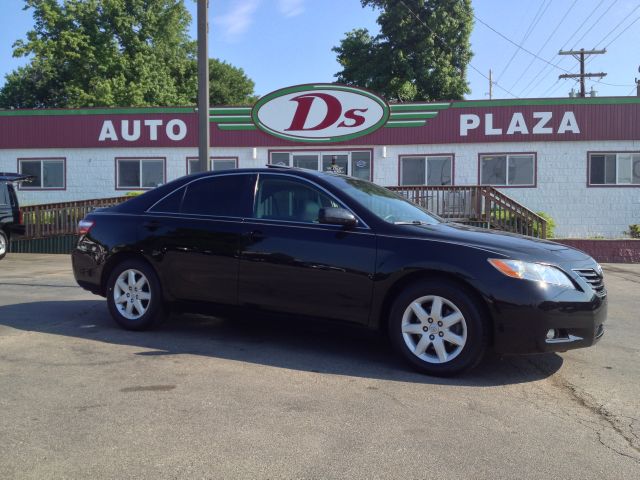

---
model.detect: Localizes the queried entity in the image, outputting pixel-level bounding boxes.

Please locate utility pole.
[197,0,210,173]
[558,48,606,98]
[489,69,493,100]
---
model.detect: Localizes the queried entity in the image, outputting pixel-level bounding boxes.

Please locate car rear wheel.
[0,230,8,260]
[106,259,165,330]
[389,279,489,376]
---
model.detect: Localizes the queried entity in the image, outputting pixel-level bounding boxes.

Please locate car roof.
[112,166,339,213]
[0,172,36,183]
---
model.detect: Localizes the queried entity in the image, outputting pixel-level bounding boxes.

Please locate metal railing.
[20,196,130,238]
[387,185,548,238]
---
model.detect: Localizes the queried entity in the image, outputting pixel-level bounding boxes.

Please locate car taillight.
[78,219,95,236]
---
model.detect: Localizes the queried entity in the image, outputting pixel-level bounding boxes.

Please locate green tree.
[208,59,258,106]
[0,0,257,108]
[333,0,473,102]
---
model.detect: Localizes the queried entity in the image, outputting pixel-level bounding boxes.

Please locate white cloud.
[213,0,262,40]
[278,0,305,18]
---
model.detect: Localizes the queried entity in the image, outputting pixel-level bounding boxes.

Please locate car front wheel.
[389,279,489,376]
[106,259,165,330]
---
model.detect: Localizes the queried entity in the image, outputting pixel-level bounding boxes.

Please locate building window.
[269,150,372,180]
[589,153,640,186]
[187,157,238,174]
[480,153,535,186]
[18,158,65,189]
[116,158,165,189]
[399,155,453,186]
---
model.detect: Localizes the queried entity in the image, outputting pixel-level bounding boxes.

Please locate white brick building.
[1,89,639,238]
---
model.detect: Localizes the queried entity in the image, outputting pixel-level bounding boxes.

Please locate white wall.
[1,140,639,238]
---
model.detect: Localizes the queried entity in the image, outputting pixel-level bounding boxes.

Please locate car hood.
[403,222,591,263]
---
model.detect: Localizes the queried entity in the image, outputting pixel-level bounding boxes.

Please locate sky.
[0,0,639,101]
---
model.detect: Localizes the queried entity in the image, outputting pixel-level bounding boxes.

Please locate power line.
[566,0,607,51]
[602,14,640,49]
[510,0,578,92]
[495,0,551,81]
[474,15,571,74]
[522,0,609,97]
[569,0,613,50]
[591,3,640,48]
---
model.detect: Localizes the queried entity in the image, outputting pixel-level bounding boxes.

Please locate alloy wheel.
[400,295,468,364]
[113,269,151,320]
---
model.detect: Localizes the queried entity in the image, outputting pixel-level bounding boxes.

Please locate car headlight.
[488,259,576,289]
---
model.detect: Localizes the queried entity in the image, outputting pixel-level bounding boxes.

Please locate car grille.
[573,269,606,296]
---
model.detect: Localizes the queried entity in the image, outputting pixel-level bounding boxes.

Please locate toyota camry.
[72,166,606,376]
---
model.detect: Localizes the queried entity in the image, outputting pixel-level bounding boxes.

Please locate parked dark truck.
[71,167,607,376]
[0,173,33,260]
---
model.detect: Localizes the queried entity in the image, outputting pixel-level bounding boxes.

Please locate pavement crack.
[525,358,640,463]
[553,376,640,463]
[597,431,640,464]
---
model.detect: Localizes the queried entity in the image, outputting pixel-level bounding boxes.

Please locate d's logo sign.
[253,84,389,143]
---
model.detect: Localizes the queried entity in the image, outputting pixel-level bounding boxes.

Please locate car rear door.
[143,173,256,305]
[238,173,376,325]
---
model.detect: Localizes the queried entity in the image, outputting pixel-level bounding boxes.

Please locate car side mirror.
[319,207,357,227]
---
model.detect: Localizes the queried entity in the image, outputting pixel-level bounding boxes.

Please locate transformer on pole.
[558,49,606,98]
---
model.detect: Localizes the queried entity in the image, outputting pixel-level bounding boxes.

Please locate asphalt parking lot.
[0,254,639,479]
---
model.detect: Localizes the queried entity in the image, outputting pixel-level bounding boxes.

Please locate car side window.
[149,187,185,213]
[6,183,17,208]
[181,174,254,217]
[0,184,8,205]
[253,176,339,223]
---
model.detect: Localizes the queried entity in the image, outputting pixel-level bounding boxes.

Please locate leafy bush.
[535,211,555,239]
[489,209,555,238]
[125,191,143,197]
[629,224,640,238]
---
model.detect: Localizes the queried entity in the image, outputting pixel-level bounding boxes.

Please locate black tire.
[388,279,489,377]
[106,259,165,330]
[0,230,8,260]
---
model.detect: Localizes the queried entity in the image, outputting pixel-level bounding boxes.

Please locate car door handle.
[248,230,265,240]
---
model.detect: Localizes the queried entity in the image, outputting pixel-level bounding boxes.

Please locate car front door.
[238,173,376,325]
[142,173,256,305]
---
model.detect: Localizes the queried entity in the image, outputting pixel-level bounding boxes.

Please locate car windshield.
[329,176,441,225]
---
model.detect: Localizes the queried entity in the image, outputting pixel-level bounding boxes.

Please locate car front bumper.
[490,285,607,355]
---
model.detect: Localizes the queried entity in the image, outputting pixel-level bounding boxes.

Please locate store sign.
[98,119,188,142]
[251,84,390,143]
[459,112,580,137]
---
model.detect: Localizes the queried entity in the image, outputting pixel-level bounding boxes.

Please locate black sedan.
[72,167,606,376]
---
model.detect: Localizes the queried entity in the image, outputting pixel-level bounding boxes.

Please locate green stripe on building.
[209,108,252,115]
[451,97,640,108]
[215,124,258,131]
[0,107,195,117]
[385,120,427,128]
[209,116,253,123]
[390,103,451,112]
[389,112,438,120]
